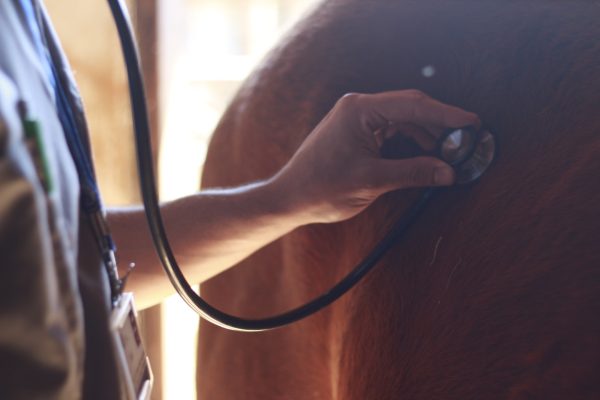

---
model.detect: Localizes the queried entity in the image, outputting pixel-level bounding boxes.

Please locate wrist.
[263,172,321,228]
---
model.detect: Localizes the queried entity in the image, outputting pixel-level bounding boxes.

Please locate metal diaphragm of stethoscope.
[108,0,496,332]
[438,126,496,183]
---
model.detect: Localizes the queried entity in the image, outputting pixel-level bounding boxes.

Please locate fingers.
[370,156,456,191]
[388,122,437,151]
[343,90,480,136]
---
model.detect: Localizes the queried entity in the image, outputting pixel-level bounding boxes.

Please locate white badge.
[110,292,153,400]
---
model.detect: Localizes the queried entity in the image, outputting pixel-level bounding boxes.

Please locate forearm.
[108,177,309,309]
[108,90,478,309]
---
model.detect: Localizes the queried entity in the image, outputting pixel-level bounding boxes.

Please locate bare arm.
[109,90,480,308]
[109,179,309,309]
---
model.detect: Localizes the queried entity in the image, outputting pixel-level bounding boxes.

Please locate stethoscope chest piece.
[438,126,496,184]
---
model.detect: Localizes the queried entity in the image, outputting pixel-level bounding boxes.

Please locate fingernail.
[434,167,455,185]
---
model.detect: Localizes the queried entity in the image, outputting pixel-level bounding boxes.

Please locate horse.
[197,1,600,398]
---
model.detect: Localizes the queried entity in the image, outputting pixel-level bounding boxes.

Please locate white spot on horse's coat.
[444,258,462,291]
[430,236,443,266]
[421,65,436,78]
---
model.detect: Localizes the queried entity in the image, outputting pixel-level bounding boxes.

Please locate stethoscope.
[107,0,495,332]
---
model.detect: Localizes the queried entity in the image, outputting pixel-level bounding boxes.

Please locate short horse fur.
[197,1,600,398]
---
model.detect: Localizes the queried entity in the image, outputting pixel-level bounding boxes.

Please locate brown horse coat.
[197,1,600,398]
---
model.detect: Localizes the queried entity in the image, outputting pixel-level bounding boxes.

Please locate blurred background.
[45,0,319,399]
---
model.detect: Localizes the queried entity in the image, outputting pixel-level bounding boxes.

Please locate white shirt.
[0,1,120,398]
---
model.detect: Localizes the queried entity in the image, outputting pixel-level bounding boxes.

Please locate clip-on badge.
[111,292,153,400]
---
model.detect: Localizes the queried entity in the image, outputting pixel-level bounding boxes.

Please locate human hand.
[271,90,481,224]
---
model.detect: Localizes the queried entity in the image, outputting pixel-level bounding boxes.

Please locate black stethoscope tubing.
[108,0,460,332]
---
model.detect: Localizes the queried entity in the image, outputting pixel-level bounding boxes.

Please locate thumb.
[372,156,455,190]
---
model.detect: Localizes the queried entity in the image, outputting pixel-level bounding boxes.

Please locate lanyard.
[18,0,123,305]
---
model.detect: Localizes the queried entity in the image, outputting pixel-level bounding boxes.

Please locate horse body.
[197,1,600,398]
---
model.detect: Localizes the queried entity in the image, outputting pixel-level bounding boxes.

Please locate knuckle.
[403,90,428,121]
[337,92,364,112]
[404,89,427,100]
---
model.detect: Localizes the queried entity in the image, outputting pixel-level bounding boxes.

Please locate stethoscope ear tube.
[107,0,489,332]
[107,0,241,330]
